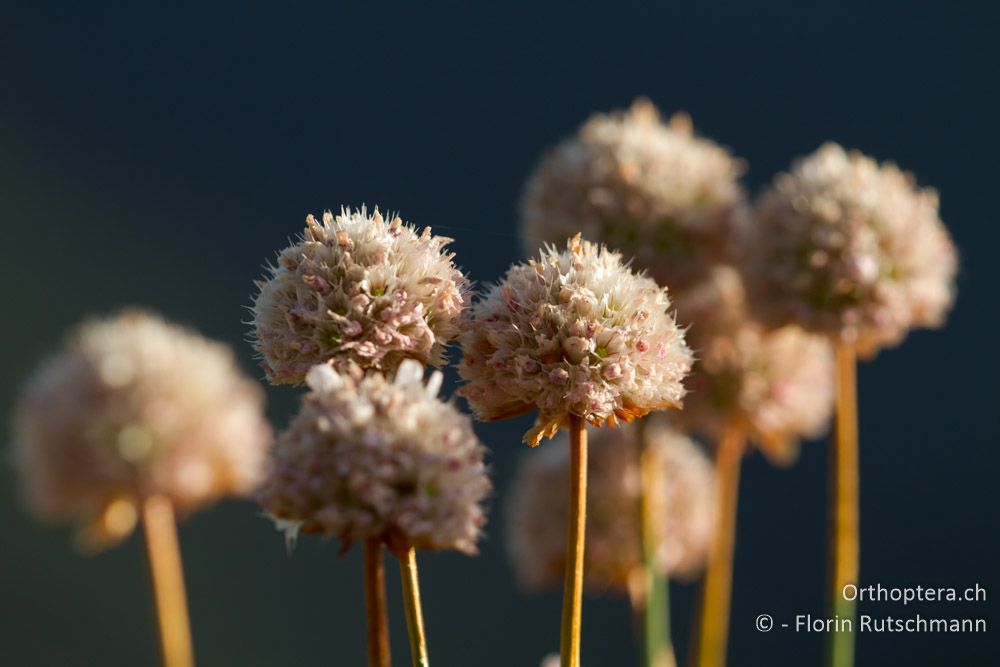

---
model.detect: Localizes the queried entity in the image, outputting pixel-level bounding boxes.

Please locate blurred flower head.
[251,206,470,385]
[259,360,490,555]
[675,266,835,463]
[12,310,271,550]
[742,143,957,354]
[521,98,748,291]
[507,418,715,592]
[458,234,692,446]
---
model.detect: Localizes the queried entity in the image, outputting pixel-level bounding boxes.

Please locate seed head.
[251,207,470,384]
[458,234,692,445]
[258,360,491,555]
[12,310,271,550]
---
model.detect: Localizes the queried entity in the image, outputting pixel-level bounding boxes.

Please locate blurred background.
[1,2,996,665]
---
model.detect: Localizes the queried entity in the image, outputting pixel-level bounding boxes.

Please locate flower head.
[507,419,715,591]
[251,207,470,385]
[674,267,835,462]
[12,310,271,550]
[742,143,957,354]
[521,98,748,291]
[458,234,692,445]
[258,360,490,555]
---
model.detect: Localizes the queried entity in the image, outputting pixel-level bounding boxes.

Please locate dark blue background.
[1,2,996,665]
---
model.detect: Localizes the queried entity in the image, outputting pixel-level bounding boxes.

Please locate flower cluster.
[520,98,747,291]
[259,360,491,555]
[742,143,957,354]
[674,267,834,462]
[507,418,715,591]
[12,310,271,549]
[458,234,692,445]
[252,207,470,385]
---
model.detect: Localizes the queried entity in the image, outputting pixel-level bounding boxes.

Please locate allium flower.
[258,360,490,555]
[458,234,693,446]
[12,310,271,549]
[251,207,470,385]
[743,143,957,354]
[674,266,835,462]
[507,419,715,591]
[520,98,748,291]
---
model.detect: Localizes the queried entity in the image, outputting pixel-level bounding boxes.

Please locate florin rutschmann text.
[753,583,987,635]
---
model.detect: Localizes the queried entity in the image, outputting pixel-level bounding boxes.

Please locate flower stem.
[637,419,676,667]
[364,538,391,667]
[827,344,859,667]
[695,425,745,667]
[560,415,588,667]
[140,494,195,667]
[398,546,430,667]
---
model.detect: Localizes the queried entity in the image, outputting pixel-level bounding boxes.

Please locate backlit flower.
[507,419,714,591]
[251,207,470,384]
[521,98,747,291]
[458,234,692,445]
[674,266,835,462]
[12,310,271,550]
[742,143,957,354]
[258,360,490,555]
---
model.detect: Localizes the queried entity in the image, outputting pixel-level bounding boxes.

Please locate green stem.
[636,418,676,667]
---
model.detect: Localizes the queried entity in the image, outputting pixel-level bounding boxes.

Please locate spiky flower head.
[258,360,490,555]
[507,419,715,592]
[12,310,271,550]
[674,266,835,463]
[520,98,748,291]
[458,234,693,446]
[251,206,471,385]
[743,143,957,355]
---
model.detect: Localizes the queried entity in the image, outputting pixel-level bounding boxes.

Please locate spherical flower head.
[674,266,835,463]
[458,234,693,446]
[251,206,471,385]
[12,310,272,550]
[258,360,491,555]
[743,143,957,355]
[520,98,748,292]
[506,418,715,592]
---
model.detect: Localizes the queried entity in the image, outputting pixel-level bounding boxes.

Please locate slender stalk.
[637,419,676,667]
[141,494,195,667]
[398,546,430,667]
[364,538,391,667]
[559,415,588,667]
[695,425,745,667]
[827,344,859,667]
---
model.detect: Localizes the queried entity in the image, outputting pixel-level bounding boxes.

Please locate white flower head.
[521,98,748,292]
[742,143,957,354]
[251,206,471,384]
[507,419,715,591]
[458,234,693,445]
[674,266,835,463]
[12,310,272,550]
[259,360,491,555]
